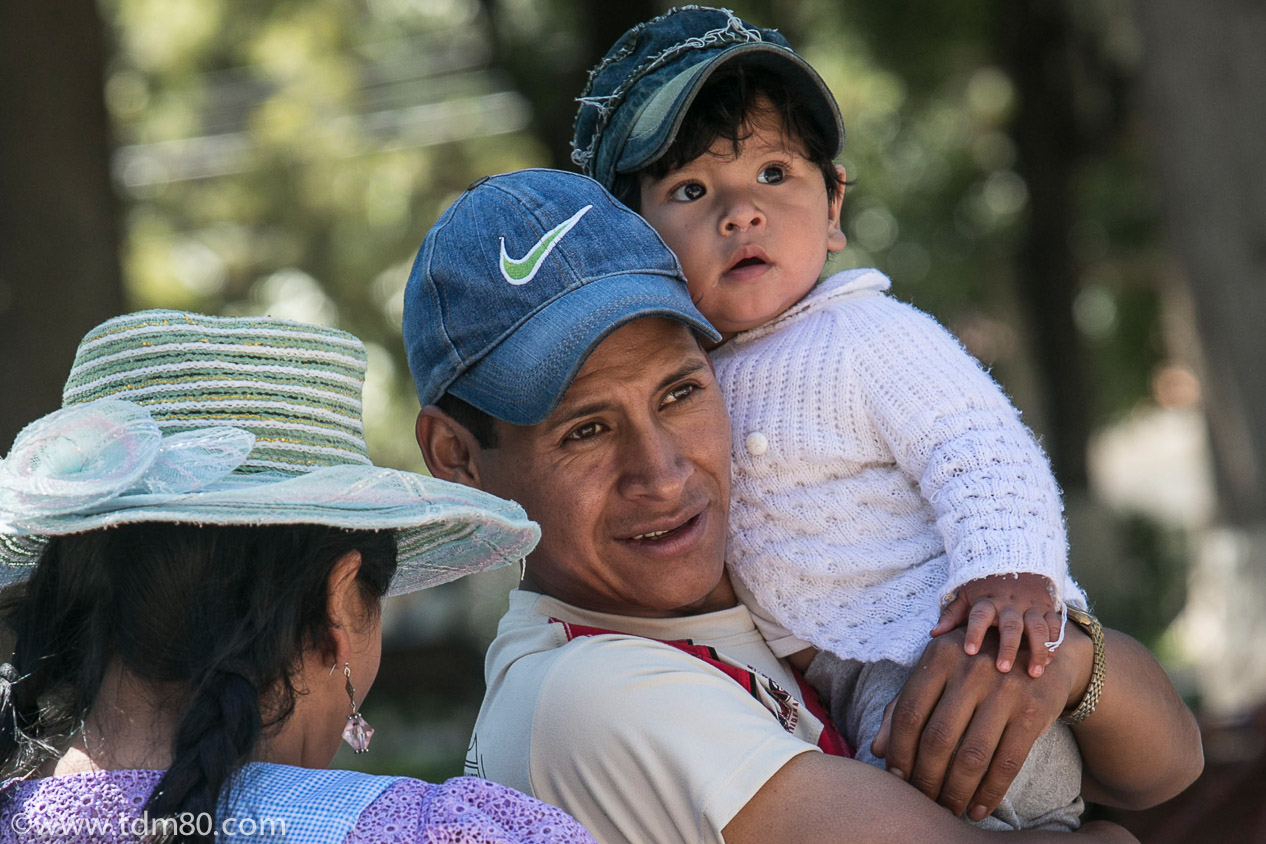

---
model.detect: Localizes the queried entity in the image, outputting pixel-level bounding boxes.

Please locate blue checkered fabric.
[218,763,402,843]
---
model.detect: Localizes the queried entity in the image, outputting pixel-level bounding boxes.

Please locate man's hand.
[871,626,1089,821]
[929,573,1063,677]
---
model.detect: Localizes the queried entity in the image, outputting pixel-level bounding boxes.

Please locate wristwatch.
[1058,605,1105,726]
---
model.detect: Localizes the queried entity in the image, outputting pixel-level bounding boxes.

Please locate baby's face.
[638,100,847,342]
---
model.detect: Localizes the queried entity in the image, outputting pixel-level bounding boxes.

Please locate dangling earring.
[341,663,374,753]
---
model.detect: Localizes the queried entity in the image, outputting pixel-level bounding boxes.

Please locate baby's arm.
[847,292,1081,653]
[929,573,1066,677]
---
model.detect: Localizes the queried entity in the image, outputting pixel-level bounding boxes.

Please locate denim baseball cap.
[403,169,720,426]
[571,6,845,190]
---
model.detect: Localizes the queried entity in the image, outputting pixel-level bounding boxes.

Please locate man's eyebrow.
[550,358,710,427]
[549,398,609,428]
[656,359,709,393]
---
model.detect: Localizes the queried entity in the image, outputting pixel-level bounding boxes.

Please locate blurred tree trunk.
[0,0,123,447]
[1136,0,1266,718]
[1135,0,1266,527]
[998,0,1093,494]
[480,0,661,169]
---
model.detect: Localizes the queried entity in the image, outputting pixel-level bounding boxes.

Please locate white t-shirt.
[466,590,822,844]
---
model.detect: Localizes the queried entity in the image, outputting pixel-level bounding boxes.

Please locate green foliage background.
[104,0,1173,464]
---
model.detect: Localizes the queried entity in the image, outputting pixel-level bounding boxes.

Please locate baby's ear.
[827,164,848,253]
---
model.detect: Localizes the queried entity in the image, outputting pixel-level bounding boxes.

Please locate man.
[403,169,1201,844]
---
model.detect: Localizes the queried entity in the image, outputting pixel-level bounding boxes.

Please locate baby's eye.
[670,182,706,202]
[758,165,786,185]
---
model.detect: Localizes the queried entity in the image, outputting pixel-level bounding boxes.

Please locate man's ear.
[416,406,484,487]
[827,164,848,253]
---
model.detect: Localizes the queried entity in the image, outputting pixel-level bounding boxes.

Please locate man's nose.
[620,425,690,501]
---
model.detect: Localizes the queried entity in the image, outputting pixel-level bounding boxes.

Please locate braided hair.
[0,522,397,843]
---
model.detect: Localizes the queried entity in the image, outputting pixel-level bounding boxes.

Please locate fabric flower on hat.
[0,399,253,525]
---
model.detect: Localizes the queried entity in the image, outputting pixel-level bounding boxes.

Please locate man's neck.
[519,569,739,618]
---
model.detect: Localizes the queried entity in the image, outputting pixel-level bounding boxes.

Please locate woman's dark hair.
[612,63,845,211]
[0,522,397,844]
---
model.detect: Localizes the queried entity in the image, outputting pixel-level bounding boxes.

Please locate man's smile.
[616,497,711,560]
[629,512,700,542]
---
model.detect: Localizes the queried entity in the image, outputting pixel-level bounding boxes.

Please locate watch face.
[1066,605,1099,630]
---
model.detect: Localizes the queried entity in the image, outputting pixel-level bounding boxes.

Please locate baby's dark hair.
[612,62,843,211]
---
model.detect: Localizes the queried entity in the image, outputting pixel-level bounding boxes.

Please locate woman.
[0,310,597,843]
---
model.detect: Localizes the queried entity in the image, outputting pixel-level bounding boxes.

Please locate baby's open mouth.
[729,257,766,271]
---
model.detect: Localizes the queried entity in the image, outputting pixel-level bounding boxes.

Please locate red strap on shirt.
[791,668,852,758]
[551,618,852,758]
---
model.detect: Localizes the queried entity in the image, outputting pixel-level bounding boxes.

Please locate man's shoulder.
[504,619,739,705]
[488,591,707,665]
[539,629,727,690]
[509,623,810,766]
[473,598,819,844]
[487,594,784,717]
[489,594,706,689]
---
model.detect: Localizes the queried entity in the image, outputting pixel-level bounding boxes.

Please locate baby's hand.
[929,574,1062,677]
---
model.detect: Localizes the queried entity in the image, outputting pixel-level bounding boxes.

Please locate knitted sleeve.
[842,293,1080,607]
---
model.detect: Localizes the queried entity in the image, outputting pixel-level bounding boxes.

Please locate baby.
[572,6,1090,831]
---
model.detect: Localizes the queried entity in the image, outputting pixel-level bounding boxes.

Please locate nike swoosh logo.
[499,205,592,285]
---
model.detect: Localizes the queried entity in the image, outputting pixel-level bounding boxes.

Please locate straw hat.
[0,309,539,595]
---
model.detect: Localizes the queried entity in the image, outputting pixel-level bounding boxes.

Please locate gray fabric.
[805,652,1084,831]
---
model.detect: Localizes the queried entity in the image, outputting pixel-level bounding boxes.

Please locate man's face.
[472,318,733,617]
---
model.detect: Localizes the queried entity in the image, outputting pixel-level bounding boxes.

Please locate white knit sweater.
[712,269,1084,666]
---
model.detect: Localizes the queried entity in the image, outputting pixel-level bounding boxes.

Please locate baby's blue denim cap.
[403,169,720,426]
[572,6,844,190]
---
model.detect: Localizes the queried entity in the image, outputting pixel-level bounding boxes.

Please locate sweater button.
[745,431,769,456]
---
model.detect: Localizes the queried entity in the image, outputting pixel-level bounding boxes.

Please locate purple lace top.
[0,770,597,843]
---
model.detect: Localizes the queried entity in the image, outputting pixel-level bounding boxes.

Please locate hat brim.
[0,466,540,597]
[449,270,720,426]
[615,42,845,178]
